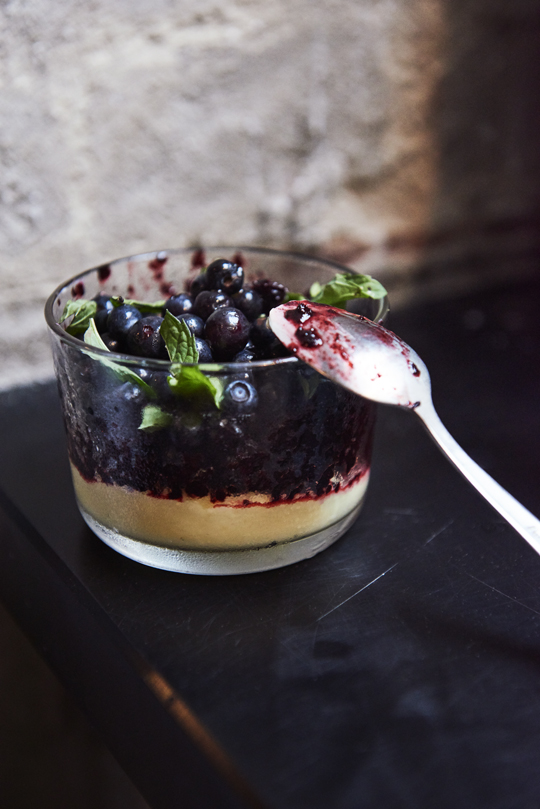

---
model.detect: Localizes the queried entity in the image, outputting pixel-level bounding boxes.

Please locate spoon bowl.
[269,301,540,556]
[269,302,429,409]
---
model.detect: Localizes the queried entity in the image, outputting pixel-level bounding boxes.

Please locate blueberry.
[139,368,175,403]
[93,293,114,313]
[94,308,110,333]
[233,349,254,362]
[251,278,288,314]
[204,307,251,360]
[107,304,143,345]
[93,294,115,333]
[163,293,194,317]
[222,379,258,414]
[232,288,263,321]
[193,290,233,321]
[195,337,213,362]
[100,332,122,352]
[267,341,292,358]
[175,313,205,337]
[233,341,257,362]
[249,316,291,358]
[126,315,168,359]
[116,381,147,406]
[190,273,207,297]
[137,367,153,384]
[205,259,244,295]
[249,316,283,357]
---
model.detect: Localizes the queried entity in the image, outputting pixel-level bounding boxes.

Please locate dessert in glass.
[45,247,388,575]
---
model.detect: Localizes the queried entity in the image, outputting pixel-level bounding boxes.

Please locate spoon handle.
[415,399,540,556]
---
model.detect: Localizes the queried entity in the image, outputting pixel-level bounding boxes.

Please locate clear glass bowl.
[45,247,388,575]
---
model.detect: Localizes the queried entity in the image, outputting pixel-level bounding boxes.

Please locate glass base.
[79,502,364,575]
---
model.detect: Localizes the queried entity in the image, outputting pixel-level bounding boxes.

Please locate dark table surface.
[1,275,540,809]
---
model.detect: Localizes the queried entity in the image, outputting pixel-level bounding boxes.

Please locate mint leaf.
[207,375,225,408]
[168,364,224,409]
[284,291,304,303]
[300,372,320,400]
[160,311,223,408]
[308,282,323,299]
[83,319,155,397]
[110,296,165,314]
[61,299,98,335]
[161,310,198,363]
[83,318,109,350]
[139,403,173,432]
[310,273,387,307]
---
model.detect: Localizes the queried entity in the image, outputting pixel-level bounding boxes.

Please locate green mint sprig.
[160,310,224,409]
[284,291,304,303]
[83,319,155,398]
[309,273,386,307]
[299,372,321,400]
[139,404,173,432]
[110,296,165,314]
[168,366,224,408]
[61,299,98,335]
[160,310,198,363]
[285,273,387,308]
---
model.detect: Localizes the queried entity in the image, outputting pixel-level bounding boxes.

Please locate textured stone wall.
[0,0,538,388]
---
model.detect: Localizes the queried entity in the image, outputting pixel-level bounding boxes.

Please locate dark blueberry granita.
[57,350,375,503]
[45,248,387,574]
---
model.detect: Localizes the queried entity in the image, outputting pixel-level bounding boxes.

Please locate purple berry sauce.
[57,349,375,504]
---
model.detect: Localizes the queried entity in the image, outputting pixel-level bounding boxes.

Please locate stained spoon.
[269,300,540,555]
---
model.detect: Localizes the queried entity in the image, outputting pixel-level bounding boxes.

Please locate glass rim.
[44,244,390,371]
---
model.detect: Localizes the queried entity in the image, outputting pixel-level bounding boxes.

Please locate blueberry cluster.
[92,258,290,363]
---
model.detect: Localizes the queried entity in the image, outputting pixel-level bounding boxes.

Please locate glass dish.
[45,247,388,575]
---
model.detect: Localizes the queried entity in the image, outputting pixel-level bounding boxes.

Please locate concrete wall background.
[0,0,539,387]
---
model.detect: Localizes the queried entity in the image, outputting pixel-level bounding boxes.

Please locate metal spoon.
[269,301,540,555]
